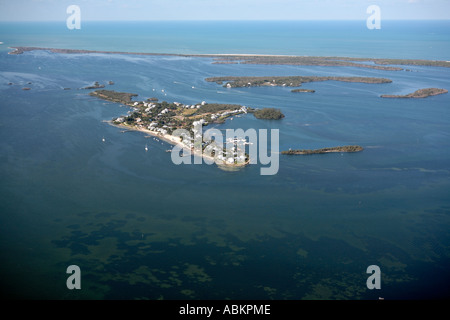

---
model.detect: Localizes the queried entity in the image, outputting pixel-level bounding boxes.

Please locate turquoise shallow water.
[1,20,450,59]
[0,21,449,299]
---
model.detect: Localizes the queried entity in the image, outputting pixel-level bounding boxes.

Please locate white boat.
[102,137,105,142]
[145,144,148,151]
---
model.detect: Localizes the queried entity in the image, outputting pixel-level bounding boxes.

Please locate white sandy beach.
[107,121,249,168]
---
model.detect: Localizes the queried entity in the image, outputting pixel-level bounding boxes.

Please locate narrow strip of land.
[206,76,393,89]
[8,47,450,71]
[282,146,363,155]
[211,55,450,70]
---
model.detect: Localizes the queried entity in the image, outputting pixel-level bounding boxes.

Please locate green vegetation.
[197,103,245,114]
[282,145,363,155]
[381,88,448,99]
[253,108,284,120]
[90,90,250,132]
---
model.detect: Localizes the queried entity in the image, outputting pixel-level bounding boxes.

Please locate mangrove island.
[205,76,392,92]
[381,88,448,99]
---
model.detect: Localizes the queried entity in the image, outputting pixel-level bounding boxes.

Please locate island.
[89,90,253,167]
[281,145,363,155]
[381,88,448,99]
[205,76,392,91]
[253,108,285,120]
[8,47,450,71]
[291,89,315,93]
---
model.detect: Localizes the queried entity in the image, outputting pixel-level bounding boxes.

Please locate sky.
[0,0,449,21]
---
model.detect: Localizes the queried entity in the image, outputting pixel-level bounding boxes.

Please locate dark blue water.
[0,21,449,300]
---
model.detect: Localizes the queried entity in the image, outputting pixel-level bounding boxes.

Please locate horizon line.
[1,18,450,23]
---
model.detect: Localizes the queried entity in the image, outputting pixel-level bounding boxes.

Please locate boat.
[145,144,148,151]
[102,137,105,142]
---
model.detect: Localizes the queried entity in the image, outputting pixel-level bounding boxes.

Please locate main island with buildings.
[90,89,259,167]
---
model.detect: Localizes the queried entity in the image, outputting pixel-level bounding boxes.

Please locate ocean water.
[1,20,450,59]
[0,21,449,300]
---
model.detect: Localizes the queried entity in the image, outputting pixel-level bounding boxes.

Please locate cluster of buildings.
[112,99,250,164]
[174,101,207,109]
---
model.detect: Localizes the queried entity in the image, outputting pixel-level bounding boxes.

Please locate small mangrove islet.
[252,108,285,120]
[282,145,364,155]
